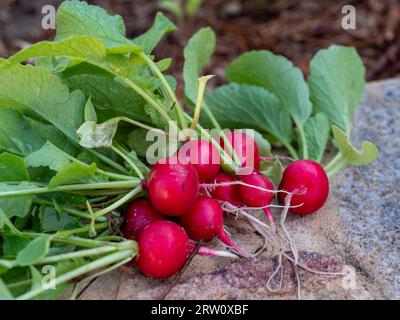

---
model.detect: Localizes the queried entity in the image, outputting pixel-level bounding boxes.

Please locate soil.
[1,0,400,98]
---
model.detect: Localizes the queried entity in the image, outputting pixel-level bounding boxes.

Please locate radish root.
[220,199,346,297]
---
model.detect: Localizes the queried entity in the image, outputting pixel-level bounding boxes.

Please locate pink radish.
[278,160,329,216]
[237,171,276,231]
[145,156,199,216]
[122,198,165,240]
[179,139,221,182]
[137,221,237,279]
[179,196,242,253]
[210,172,242,206]
[221,131,260,170]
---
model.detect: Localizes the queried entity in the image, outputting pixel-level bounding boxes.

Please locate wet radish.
[145,156,199,216]
[137,221,193,279]
[209,172,242,206]
[136,220,237,279]
[278,160,329,216]
[179,139,221,182]
[237,171,276,231]
[122,198,165,240]
[221,131,260,170]
[179,196,242,253]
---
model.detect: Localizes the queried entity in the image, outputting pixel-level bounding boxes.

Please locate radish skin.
[145,156,199,216]
[179,139,221,183]
[221,131,260,170]
[278,160,329,215]
[136,221,238,279]
[179,196,243,253]
[210,172,242,206]
[237,171,276,231]
[122,198,165,240]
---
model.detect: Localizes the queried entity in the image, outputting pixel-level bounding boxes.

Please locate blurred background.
[1,0,399,95]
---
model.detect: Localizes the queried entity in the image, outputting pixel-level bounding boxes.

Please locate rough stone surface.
[76,79,399,300]
[332,79,400,299]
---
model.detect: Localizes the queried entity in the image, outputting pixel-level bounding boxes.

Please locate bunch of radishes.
[121,131,329,279]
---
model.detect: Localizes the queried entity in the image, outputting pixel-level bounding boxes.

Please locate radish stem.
[112,144,145,179]
[93,184,143,219]
[0,180,140,198]
[86,149,129,174]
[16,249,136,300]
[139,52,187,130]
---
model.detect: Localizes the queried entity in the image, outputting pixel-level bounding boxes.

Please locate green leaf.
[39,206,80,233]
[0,63,86,142]
[156,58,173,72]
[29,265,43,291]
[8,36,107,66]
[63,72,150,124]
[3,234,30,256]
[0,209,22,234]
[0,173,33,219]
[186,0,203,16]
[16,234,52,266]
[0,278,13,300]
[25,118,77,155]
[0,259,16,274]
[0,153,29,182]
[25,141,71,172]
[143,102,177,131]
[128,128,154,158]
[205,84,293,146]
[159,1,184,23]
[303,113,330,162]
[84,97,97,122]
[133,12,176,54]
[183,27,216,103]
[56,0,128,48]
[0,109,45,156]
[126,151,150,176]
[226,50,312,128]
[48,162,98,188]
[251,130,272,157]
[308,45,365,133]
[332,125,379,166]
[261,158,284,187]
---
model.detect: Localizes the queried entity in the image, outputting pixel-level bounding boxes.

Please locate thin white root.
[282,253,346,276]
[280,193,299,265]
[218,239,256,260]
[201,181,292,195]
[294,265,301,299]
[243,203,304,210]
[220,200,346,297]
[249,219,277,256]
[266,252,284,292]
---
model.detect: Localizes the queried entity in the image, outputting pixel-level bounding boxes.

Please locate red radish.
[221,131,260,170]
[137,221,193,279]
[278,160,329,216]
[179,139,221,182]
[237,171,276,231]
[145,156,199,216]
[136,221,237,279]
[179,196,242,253]
[122,198,165,240]
[210,172,242,206]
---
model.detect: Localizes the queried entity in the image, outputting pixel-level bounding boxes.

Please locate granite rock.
[332,79,400,299]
